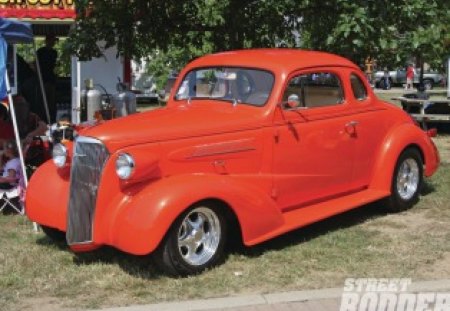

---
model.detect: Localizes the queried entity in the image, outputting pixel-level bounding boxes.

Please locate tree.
[297,0,449,72]
[66,0,294,60]
[66,0,450,80]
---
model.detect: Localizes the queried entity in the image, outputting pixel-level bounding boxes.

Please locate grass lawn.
[1,91,450,310]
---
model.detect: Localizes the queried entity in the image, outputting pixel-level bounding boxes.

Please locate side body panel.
[272,107,356,211]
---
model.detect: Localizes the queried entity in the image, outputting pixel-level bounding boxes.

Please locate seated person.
[0,141,21,190]
[1,97,49,173]
[416,84,429,101]
[0,101,15,149]
[401,85,429,113]
[0,97,48,167]
[9,95,48,145]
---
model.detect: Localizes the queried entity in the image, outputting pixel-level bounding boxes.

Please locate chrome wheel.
[177,207,221,266]
[396,158,420,200]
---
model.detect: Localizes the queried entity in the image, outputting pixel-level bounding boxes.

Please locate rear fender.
[369,123,438,192]
[107,174,283,255]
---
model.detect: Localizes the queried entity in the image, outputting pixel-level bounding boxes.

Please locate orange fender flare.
[103,174,283,255]
[369,123,438,192]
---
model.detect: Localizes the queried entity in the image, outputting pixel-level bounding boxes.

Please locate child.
[0,141,21,190]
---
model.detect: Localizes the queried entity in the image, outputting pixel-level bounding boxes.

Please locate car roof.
[188,49,360,73]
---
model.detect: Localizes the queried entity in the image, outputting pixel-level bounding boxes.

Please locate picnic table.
[391,96,450,129]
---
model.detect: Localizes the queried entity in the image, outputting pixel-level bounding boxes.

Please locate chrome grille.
[66,137,109,245]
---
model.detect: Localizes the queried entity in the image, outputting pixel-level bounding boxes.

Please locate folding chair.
[0,186,23,215]
[0,154,25,216]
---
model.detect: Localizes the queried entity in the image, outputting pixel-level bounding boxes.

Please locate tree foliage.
[66,0,450,73]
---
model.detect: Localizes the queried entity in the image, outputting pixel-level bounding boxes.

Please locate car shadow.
[72,247,162,278]
[231,186,434,258]
[35,236,70,251]
[231,200,389,258]
[421,179,436,196]
[35,236,163,278]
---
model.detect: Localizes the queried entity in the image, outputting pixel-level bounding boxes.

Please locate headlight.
[52,143,67,168]
[116,153,135,180]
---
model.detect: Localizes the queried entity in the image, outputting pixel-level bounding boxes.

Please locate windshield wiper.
[212,97,241,106]
[176,96,241,106]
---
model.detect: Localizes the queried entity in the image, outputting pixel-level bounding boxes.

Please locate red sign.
[0,0,75,20]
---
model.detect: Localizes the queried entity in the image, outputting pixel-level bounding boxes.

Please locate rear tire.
[153,203,227,276]
[385,148,423,212]
[41,225,66,242]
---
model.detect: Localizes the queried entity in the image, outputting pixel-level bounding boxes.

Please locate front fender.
[26,160,70,232]
[103,174,283,255]
[369,123,439,192]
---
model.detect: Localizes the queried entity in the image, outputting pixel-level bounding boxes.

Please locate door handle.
[345,121,359,136]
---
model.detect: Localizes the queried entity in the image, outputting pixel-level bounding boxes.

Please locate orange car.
[26,49,439,276]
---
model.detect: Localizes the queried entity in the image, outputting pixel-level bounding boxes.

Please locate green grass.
[1,126,450,310]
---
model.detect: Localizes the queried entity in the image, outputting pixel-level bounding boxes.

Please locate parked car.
[374,68,444,90]
[26,50,440,276]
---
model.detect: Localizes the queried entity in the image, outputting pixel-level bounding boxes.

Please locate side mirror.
[286,94,301,109]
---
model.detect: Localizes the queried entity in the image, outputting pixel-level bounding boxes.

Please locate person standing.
[405,64,415,90]
[37,34,58,123]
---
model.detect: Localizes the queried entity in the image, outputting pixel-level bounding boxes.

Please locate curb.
[92,279,450,311]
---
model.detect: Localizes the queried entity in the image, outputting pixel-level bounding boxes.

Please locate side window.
[283,72,344,108]
[350,74,368,100]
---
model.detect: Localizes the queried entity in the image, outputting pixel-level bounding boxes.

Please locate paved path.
[93,279,450,311]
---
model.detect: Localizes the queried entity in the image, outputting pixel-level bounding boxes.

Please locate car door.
[346,72,391,189]
[272,70,359,213]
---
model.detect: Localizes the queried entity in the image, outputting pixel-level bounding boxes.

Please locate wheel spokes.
[397,158,419,200]
[177,207,221,266]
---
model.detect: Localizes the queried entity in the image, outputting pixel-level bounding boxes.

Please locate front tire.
[153,204,227,276]
[385,148,423,212]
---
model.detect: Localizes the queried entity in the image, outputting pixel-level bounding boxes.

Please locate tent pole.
[4,72,28,189]
[5,71,39,232]
[33,41,51,124]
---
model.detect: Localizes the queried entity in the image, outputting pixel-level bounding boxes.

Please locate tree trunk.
[417,54,424,86]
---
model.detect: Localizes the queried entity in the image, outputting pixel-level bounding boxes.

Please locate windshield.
[175,67,274,106]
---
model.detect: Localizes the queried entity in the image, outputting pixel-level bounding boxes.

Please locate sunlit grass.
[1,127,449,311]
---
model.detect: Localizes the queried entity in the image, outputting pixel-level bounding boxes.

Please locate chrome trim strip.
[75,136,104,144]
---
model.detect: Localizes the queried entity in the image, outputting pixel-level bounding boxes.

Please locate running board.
[247,189,390,246]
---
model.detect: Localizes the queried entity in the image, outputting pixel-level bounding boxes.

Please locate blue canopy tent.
[0,18,49,220]
[0,18,34,44]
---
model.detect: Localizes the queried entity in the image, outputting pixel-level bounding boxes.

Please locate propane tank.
[80,79,102,122]
[112,81,137,117]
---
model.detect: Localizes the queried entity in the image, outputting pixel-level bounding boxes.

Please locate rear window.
[350,74,368,100]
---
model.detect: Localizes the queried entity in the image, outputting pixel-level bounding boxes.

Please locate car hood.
[80,101,268,152]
